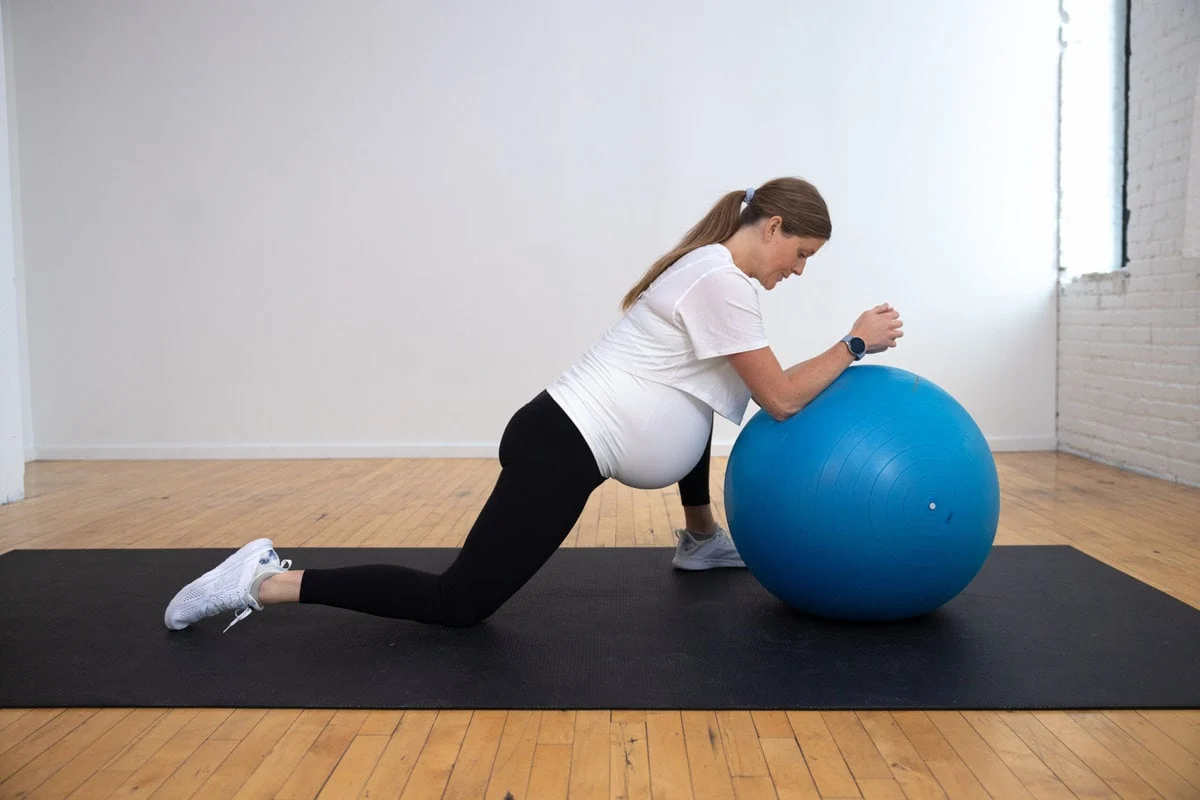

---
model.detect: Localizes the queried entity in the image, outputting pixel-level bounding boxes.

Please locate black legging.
[299,390,713,626]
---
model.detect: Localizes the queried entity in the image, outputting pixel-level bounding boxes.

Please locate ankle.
[256,570,302,605]
[683,505,717,536]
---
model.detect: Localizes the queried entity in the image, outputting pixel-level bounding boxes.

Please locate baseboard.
[32,434,1057,461]
[1058,444,1200,488]
[985,435,1058,452]
[31,443,504,460]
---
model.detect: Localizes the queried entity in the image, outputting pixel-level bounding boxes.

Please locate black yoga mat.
[1,545,1197,710]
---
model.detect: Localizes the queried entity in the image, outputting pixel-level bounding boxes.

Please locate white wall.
[0,1,22,502]
[1058,0,1200,487]
[8,0,1061,459]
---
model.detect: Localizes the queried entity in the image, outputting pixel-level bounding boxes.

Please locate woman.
[164,177,903,632]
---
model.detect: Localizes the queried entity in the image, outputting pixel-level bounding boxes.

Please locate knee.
[433,584,500,628]
[438,602,496,628]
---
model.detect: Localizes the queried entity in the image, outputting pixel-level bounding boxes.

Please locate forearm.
[778,342,856,417]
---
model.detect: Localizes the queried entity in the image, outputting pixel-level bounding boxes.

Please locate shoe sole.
[672,557,746,570]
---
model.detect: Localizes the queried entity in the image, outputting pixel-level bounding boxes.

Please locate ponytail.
[620,178,830,311]
[619,190,748,311]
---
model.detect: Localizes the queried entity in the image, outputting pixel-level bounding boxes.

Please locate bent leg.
[298,392,604,626]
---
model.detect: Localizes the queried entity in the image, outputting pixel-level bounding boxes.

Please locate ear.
[764,216,784,239]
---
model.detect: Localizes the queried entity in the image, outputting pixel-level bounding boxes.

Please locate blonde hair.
[620,177,831,311]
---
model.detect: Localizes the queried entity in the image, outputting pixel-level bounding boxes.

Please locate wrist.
[840,334,866,361]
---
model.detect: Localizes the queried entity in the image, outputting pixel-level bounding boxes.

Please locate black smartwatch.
[840,335,866,361]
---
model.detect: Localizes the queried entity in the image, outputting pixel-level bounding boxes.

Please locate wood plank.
[108,709,235,799]
[539,711,577,745]
[820,711,891,783]
[442,710,508,800]
[394,710,472,800]
[959,711,1076,799]
[731,774,778,799]
[1138,710,1200,756]
[786,711,859,798]
[998,713,1118,799]
[360,710,438,799]
[682,711,735,800]
[856,711,945,800]
[275,709,372,800]
[192,709,302,799]
[316,733,390,799]
[758,738,820,800]
[360,710,404,737]
[646,711,693,800]
[926,712,1034,799]
[230,710,334,800]
[613,711,649,724]
[26,709,172,800]
[1104,710,1200,789]
[0,709,95,774]
[612,720,651,800]
[485,711,541,800]
[527,743,572,800]
[568,710,610,800]
[856,777,907,799]
[717,711,770,778]
[750,712,794,740]
[0,709,31,735]
[890,712,989,799]
[1065,711,1198,799]
[0,709,128,798]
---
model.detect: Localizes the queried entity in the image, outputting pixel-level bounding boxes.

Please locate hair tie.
[744,187,756,204]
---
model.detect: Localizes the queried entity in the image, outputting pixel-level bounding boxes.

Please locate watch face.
[851,337,866,355]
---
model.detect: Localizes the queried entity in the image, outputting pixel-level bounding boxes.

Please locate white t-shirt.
[547,244,769,488]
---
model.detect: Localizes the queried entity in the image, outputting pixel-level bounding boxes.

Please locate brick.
[1165,438,1200,464]
[1153,327,1200,345]
[1156,345,1200,364]
[1165,308,1199,326]
[1125,327,1153,343]
[1113,446,1170,474]
[1123,290,1156,309]
[1165,272,1200,290]
[1167,460,1200,487]
[1141,400,1196,422]
[1164,420,1198,440]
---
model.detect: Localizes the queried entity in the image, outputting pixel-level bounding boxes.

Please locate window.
[1058,0,1129,280]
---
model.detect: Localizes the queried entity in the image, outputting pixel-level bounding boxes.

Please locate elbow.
[762,395,802,422]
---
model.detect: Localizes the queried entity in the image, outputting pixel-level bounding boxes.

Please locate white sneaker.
[164,538,293,632]
[671,527,746,570]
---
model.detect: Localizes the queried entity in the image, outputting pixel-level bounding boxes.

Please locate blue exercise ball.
[724,364,1000,621]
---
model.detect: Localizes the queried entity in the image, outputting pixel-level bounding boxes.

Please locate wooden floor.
[0,452,1197,799]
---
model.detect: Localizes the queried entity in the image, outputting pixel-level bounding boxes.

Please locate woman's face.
[759,227,826,291]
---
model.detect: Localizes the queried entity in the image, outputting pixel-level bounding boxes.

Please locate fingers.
[859,306,905,353]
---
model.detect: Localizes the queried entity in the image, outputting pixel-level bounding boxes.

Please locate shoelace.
[221,558,293,633]
[223,607,253,634]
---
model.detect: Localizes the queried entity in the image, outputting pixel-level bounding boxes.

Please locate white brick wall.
[1058,0,1200,487]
